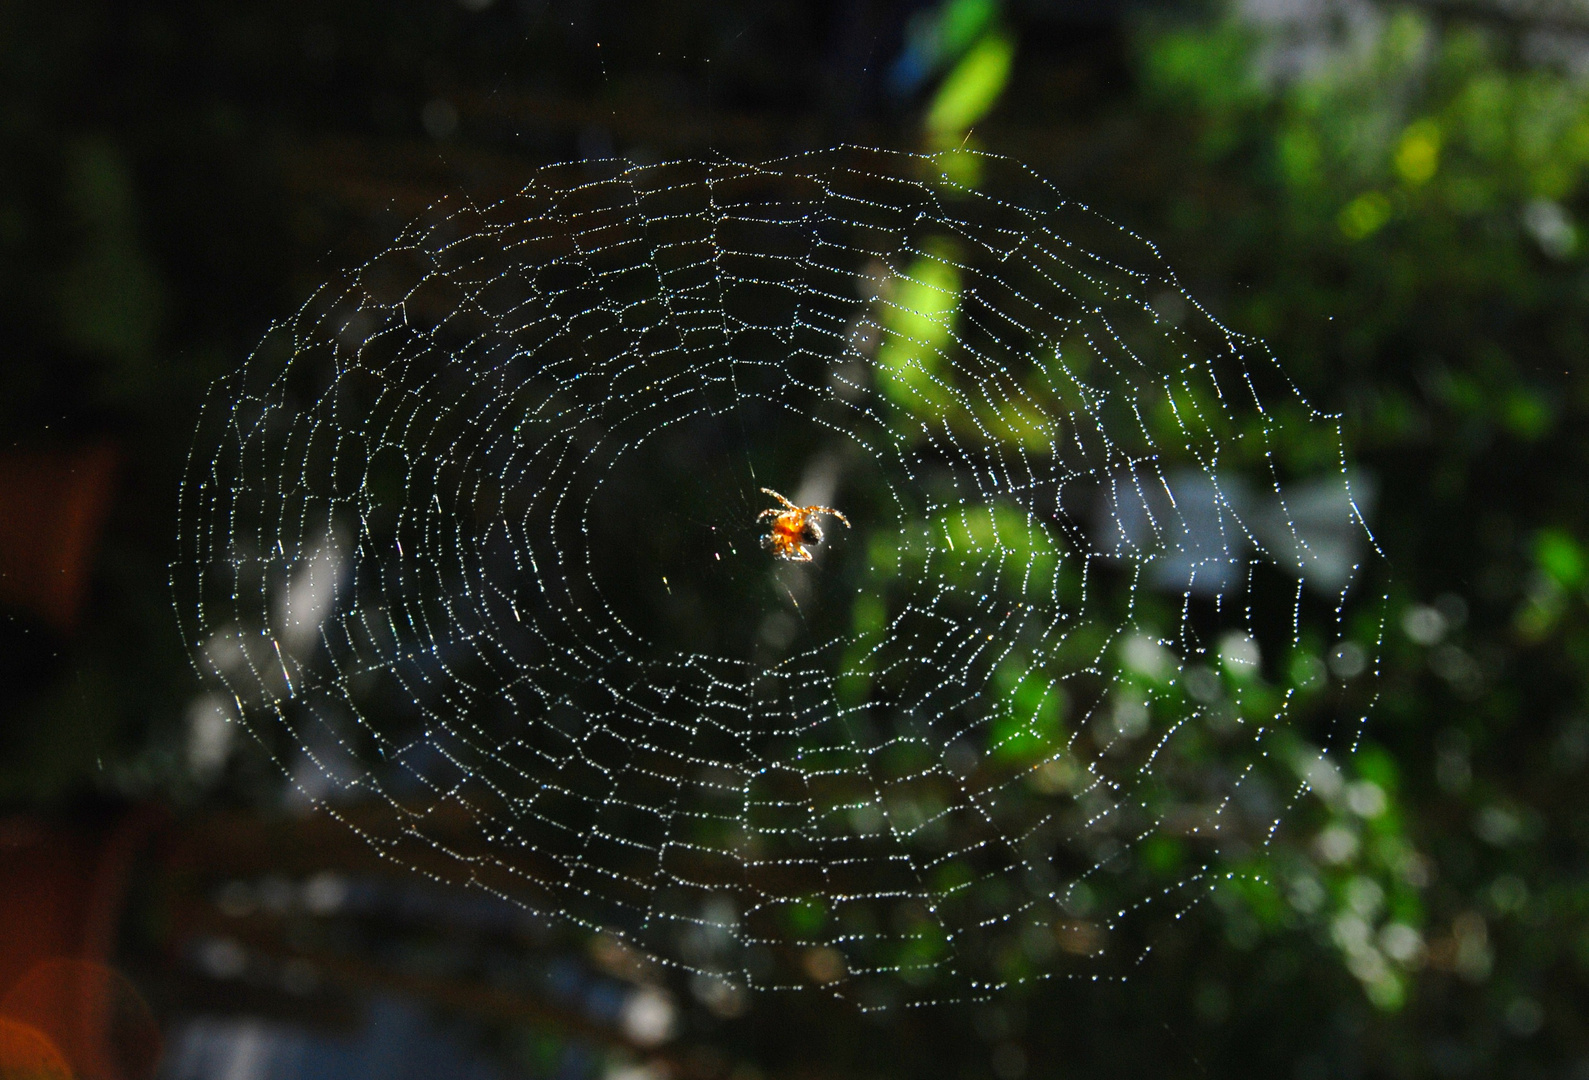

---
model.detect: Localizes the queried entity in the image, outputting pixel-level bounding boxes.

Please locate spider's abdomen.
[760,505,830,562]
[767,514,802,542]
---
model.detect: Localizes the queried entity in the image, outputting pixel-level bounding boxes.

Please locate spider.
[757,487,850,562]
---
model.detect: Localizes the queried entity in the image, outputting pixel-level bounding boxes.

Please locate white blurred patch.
[1346,780,1387,818]
[1379,922,1425,966]
[302,871,350,916]
[272,532,346,655]
[793,451,844,515]
[1402,604,1447,645]
[1091,464,1385,599]
[606,1065,667,1080]
[196,936,248,980]
[1120,633,1173,679]
[620,986,676,1046]
[1095,469,1254,596]
[1314,825,1359,864]
[1330,640,1368,679]
[1524,198,1577,259]
[1298,750,1344,802]
[186,692,237,781]
[1252,471,1376,596]
[1218,632,1261,675]
[1111,696,1150,739]
[199,624,251,679]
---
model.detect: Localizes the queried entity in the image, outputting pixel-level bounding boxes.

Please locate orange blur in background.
[0,818,161,1080]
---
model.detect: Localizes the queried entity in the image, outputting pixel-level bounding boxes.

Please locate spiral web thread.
[175,147,1379,1009]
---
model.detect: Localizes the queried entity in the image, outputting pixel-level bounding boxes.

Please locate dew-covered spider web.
[174,147,1380,1009]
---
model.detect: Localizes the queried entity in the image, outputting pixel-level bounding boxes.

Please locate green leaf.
[924,31,1015,139]
[1536,528,1587,591]
[875,242,962,415]
[987,656,1067,763]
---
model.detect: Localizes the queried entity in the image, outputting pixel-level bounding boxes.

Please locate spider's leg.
[792,547,813,562]
[809,507,851,528]
[760,487,797,510]
[757,508,780,522]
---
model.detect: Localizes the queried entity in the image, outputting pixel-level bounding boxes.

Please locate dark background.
[3,0,1589,1077]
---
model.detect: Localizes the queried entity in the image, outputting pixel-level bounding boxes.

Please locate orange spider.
[757,487,850,562]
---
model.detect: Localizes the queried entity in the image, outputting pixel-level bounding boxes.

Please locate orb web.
[174,147,1379,1008]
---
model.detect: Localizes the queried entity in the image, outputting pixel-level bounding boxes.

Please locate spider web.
[174,147,1379,1009]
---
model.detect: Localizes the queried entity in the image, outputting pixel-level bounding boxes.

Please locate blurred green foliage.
[1094,6,1589,1070]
